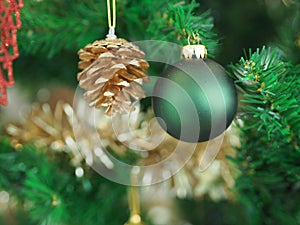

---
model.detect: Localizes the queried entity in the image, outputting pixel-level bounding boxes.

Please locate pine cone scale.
[127,65,147,78]
[84,85,103,100]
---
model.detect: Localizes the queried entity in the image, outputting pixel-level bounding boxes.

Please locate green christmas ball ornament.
[152,45,237,143]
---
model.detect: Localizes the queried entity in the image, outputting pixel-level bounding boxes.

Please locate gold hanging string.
[106,0,117,38]
[124,169,146,225]
[125,187,144,225]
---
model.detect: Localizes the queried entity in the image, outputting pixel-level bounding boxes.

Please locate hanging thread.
[124,169,146,225]
[106,0,117,38]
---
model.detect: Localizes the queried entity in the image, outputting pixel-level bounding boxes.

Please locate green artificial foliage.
[19,0,107,58]
[15,0,219,96]
[145,0,218,56]
[230,47,299,144]
[0,139,128,225]
[229,47,300,225]
[19,0,218,58]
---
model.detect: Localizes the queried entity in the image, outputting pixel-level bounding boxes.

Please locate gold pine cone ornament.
[77,38,149,116]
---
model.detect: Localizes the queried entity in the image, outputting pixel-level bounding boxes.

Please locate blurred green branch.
[0,138,128,225]
[229,47,300,225]
[146,0,218,56]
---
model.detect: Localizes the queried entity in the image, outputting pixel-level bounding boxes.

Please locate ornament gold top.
[181,44,207,59]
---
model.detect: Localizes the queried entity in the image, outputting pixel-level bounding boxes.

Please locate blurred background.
[0,0,299,225]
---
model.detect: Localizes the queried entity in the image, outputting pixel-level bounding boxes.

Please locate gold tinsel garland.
[5,101,84,167]
[4,96,238,200]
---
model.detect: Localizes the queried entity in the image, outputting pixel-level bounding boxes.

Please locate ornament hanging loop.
[107,27,116,38]
[106,0,117,39]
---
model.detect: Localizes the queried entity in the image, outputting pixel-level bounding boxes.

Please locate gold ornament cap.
[181,44,207,59]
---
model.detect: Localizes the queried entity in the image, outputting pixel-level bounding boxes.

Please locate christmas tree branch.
[19,0,107,57]
[0,138,128,225]
[230,47,299,146]
[146,0,218,56]
[19,0,218,58]
[228,47,300,225]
